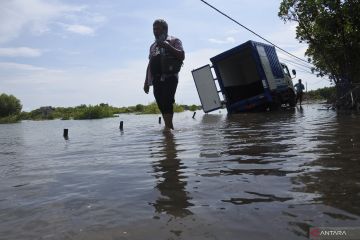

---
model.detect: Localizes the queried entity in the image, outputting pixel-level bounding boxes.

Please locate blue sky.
[0,0,331,111]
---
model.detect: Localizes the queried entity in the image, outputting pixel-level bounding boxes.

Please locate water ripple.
[1,106,360,239]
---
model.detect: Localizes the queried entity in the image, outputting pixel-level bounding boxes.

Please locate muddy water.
[0,104,359,240]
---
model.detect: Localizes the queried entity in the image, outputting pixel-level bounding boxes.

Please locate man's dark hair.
[153,19,168,34]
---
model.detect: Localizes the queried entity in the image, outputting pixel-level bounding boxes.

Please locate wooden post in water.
[119,121,124,131]
[159,117,161,124]
[192,112,196,119]
[63,129,69,139]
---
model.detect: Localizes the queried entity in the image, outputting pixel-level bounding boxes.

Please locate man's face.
[153,23,164,39]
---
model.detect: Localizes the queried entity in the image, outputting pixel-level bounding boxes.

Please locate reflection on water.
[150,132,193,217]
[222,191,293,205]
[0,106,359,240]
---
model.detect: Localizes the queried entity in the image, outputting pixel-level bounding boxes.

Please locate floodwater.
[0,104,359,240]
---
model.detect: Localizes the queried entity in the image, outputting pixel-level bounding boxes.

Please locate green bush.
[306,87,336,101]
[73,105,114,120]
[0,114,21,124]
[19,111,30,120]
[135,104,145,112]
[9,101,193,122]
[173,103,184,113]
[142,102,161,114]
[61,115,71,120]
[115,107,129,114]
[189,104,198,111]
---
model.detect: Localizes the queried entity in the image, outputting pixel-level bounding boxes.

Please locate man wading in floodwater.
[143,19,185,132]
[294,79,305,105]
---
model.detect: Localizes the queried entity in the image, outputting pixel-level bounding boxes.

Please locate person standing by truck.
[143,19,185,132]
[294,79,305,105]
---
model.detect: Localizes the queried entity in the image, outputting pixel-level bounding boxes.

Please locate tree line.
[1,88,338,124]
[0,93,201,124]
[305,86,336,103]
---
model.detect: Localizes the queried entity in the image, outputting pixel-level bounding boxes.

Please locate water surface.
[0,104,359,239]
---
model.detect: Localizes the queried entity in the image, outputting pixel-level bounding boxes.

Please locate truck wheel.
[288,89,296,107]
[270,95,281,111]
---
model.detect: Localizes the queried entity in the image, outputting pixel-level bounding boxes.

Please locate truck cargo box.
[192,40,295,113]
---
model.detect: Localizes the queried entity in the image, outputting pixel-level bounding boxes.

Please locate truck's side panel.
[256,45,277,91]
[254,42,289,90]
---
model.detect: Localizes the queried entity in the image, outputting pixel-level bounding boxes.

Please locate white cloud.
[0,0,86,43]
[277,45,309,62]
[265,23,299,49]
[65,24,95,35]
[226,29,241,35]
[0,62,63,74]
[0,62,46,71]
[0,47,42,57]
[91,15,107,24]
[209,37,236,44]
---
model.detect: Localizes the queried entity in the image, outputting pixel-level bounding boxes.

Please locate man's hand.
[144,84,149,94]
[156,40,171,50]
[157,40,184,61]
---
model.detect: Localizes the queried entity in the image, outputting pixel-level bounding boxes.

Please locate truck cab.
[281,63,296,92]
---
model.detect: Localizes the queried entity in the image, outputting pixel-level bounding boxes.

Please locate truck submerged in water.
[192,40,297,113]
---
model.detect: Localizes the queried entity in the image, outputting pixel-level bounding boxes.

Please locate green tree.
[135,104,145,112]
[278,0,360,85]
[0,93,22,117]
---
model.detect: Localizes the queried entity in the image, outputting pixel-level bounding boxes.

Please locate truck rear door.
[192,65,222,113]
